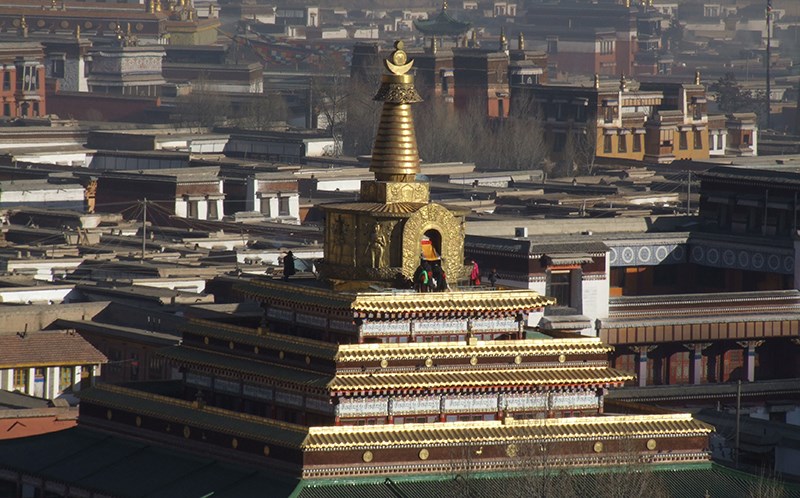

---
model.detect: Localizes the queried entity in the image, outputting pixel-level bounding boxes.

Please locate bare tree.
[235,93,288,131]
[174,75,231,130]
[343,73,382,157]
[563,118,598,177]
[311,62,350,156]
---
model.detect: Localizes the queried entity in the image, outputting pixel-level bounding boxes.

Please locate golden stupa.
[318,41,469,288]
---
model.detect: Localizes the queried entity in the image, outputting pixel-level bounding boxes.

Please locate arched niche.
[401,203,464,282]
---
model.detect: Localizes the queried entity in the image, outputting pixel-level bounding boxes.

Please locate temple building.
[413,1,472,47]
[0,41,736,497]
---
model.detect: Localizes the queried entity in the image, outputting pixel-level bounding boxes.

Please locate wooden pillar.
[737,340,763,382]
[633,346,651,387]
[685,343,711,385]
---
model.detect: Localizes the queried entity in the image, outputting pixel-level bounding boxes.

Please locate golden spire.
[518,32,525,51]
[619,73,627,91]
[442,0,448,10]
[499,26,508,52]
[593,73,600,89]
[369,41,422,183]
[694,70,701,85]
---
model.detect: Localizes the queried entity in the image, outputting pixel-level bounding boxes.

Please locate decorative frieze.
[337,398,389,417]
[214,378,240,394]
[361,320,411,336]
[500,393,548,411]
[243,384,273,401]
[267,307,294,322]
[330,319,358,332]
[412,320,468,334]
[443,395,497,413]
[275,391,304,408]
[306,396,336,414]
[551,391,598,409]
[296,313,327,328]
[185,372,212,388]
[608,243,686,267]
[470,318,518,333]
[391,397,440,415]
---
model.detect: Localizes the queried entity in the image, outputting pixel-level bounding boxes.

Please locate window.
[207,200,218,220]
[32,102,39,117]
[694,130,703,149]
[603,135,612,153]
[711,134,717,150]
[575,105,586,122]
[632,133,642,152]
[2,103,8,116]
[187,200,198,218]
[679,131,688,150]
[51,59,65,78]
[13,369,27,390]
[547,39,558,54]
[603,106,613,123]
[59,366,74,391]
[743,133,750,145]
[260,197,271,216]
[2,71,9,91]
[548,271,572,307]
[693,104,702,121]
[278,196,290,216]
[618,134,627,153]
[149,356,164,379]
[553,133,566,152]
[130,353,139,381]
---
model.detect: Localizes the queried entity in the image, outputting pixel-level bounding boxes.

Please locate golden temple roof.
[239,280,555,314]
[350,289,555,313]
[336,337,611,362]
[329,366,633,392]
[303,413,713,450]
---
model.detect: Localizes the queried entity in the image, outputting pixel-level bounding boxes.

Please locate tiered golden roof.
[336,337,611,362]
[239,279,555,315]
[330,366,633,392]
[304,413,713,450]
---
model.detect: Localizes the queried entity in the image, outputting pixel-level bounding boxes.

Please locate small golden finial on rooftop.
[619,73,627,91]
[593,73,600,89]
[75,25,80,39]
[499,26,508,52]
[694,70,701,85]
[518,32,525,51]
[442,0,448,10]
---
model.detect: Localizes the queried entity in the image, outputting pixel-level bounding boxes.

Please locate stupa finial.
[369,41,423,183]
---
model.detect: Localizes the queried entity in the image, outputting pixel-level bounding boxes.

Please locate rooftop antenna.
[766,0,772,130]
[141,198,147,262]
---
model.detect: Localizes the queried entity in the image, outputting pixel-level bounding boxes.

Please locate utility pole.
[141,198,147,262]
[687,171,692,214]
[735,379,742,467]
[766,0,772,130]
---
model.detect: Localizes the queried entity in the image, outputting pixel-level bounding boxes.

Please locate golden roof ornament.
[619,73,627,91]
[369,41,423,183]
[593,73,600,89]
[694,70,701,85]
[518,32,525,51]
[499,27,508,52]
